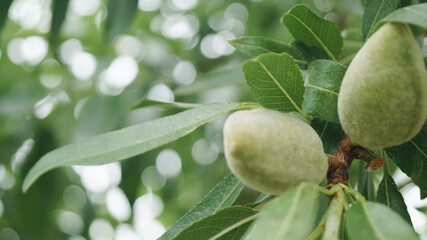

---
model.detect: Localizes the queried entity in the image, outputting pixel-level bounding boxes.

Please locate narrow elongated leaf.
[105,0,138,42]
[362,0,399,40]
[229,36,308,68]
[23,102,240,192]
[282,4,343,61]
[160,174,244,240]
[376,173,412,224]
[247,193,271,208]
[50,0,70,47]
[244,183,319,240]
[172,206,258,240]
[131,99,202,110]
[302,60,346,124]
[242,53,306,117]
[0,0,13,37]
[174,68,244,97]
[357,166,377,201]
[345,202,418,240]
[310,118,342,155]
[386,123,427,198]
[379,3,427,28]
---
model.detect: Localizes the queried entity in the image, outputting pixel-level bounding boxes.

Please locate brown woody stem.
[326,133,385,185]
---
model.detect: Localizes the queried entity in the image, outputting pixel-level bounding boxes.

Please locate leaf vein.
[257,59,306,117]
[288,14,337,61]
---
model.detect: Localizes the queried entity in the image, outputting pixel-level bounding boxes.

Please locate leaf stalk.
[322,187,346,240]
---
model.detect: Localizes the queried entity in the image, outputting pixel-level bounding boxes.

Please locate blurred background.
[0,0,426,239]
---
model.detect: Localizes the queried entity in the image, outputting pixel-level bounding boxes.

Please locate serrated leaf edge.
[230,38,308,66]
[365,0,390,40]
[253,54,308,119]
[284,8,339,61]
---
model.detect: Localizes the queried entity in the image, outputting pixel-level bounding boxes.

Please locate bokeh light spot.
[106,187,131,222]
[115,35,145,60]
[98,56,139,95]
[0,228,20,240]
[73,162,121,193]
[172,60,197,85]
[89,219,114,240]
[57,210,84,235]
[172,0,198,11]
[192,138,219,165]
[138,0,161,12]
[63,185,87,210]
[141,166,166,190]
[133,193,165,239]
[70,0,100,16]
[156,149,182,178]
[60,39,83,64]
[115,224,139,240]
[69,52,97,81]
[20,36,48,66]
[147,84,174,103]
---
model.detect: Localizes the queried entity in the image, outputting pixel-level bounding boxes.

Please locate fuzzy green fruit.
[223,109,328,195]
[338,23,427,149]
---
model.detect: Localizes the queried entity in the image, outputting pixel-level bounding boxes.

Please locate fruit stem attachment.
[326,135,356,185]
[322,187,346,240]
[317,186,337,196]
[340,184,367,203]
[326,134,385,185]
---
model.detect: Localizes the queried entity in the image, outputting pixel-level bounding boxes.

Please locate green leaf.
[345,202,418,240]
[160,174,244,240]
[130,99,202,110]
[0,0,13,38]
[242,53,307,118]
[22,102,240,192]
[105,0,138,42]
[174,68,244,97]
[386,123,427,198]
[254,193,271,204]
[282,4,343,61]
[291,41,330,62]
[357,165,376,201]
[246,193,271,208]
[399,0,412,7]
[172,206,258,240]
[50,0,70,47]
[362,0,399,41]
[310,118,342,155]
[416,206,427,213]
[130,99,260,112]
[229,36,308,69]
[379,3,427,29]
[244,183,320,240]
[302,60,346,124]
[376,173,412,225]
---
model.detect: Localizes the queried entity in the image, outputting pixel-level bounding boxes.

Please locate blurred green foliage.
[0,0,398,239]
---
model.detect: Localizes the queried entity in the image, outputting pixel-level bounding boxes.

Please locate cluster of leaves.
[0,0,427,239]
[18,1,427,239]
